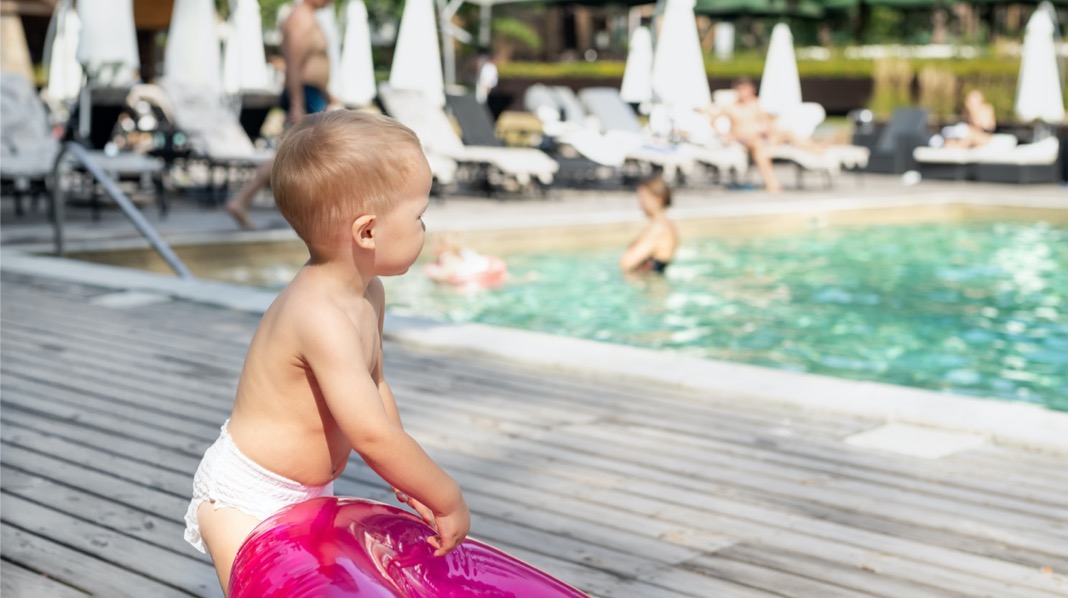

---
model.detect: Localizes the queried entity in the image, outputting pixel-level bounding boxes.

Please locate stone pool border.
[5,246,1067,456]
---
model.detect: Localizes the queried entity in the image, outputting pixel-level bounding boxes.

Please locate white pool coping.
[5,247,1067,456]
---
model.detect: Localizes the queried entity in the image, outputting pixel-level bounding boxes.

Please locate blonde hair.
[639,174,672,208]
[271,111,425,257]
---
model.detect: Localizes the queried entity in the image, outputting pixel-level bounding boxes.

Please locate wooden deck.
[2,270,1067,597]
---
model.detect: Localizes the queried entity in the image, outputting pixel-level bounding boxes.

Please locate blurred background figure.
[942,89,997,148]
[226,0,337,230]
[620,174,677,275]
[426,233,508,287]
[475,48,498,105]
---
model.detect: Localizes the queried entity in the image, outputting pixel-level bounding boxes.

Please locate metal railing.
[51,142,194,280]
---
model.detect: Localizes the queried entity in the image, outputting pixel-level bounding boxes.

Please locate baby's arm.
[299,308,469,555]
[367,283,439,521]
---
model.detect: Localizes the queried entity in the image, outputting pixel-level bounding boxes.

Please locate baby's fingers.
[429,530,466,557]
[429,535,455,557]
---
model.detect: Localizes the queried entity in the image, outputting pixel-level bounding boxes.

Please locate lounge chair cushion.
[975,137,1059,166]
[380,85,558,185]
[159,78,270,164]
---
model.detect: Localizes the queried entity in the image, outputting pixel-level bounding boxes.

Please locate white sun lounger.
[157,78,274,168]
[523,83,628,169]
[156,80,458,192]
[379,84,558,192]
[765,102,869,185]
[1,73,165,215]
[914,134,1060,184]
[578,86,752,185]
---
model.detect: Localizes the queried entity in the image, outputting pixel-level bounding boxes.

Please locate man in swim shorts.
[226,0,337,230]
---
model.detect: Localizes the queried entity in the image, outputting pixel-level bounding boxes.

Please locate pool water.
[386,220,1068,411]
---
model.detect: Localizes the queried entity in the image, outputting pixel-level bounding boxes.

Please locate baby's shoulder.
[273,278,348,331]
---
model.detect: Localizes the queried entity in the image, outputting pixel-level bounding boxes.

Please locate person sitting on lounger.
[719,79,794,192]
[620,174,678,275]
[943,90,996,149]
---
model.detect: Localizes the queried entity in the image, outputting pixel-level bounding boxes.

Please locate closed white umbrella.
[650,0,710,111]
[165,0,222,93]
[223,0,271,94]
[76,0,139,86]
[759,23,802,117]
[389,0,444,107]
[43,0,83,105]
[338,0,376,107]
[1015,8,1065,123]
[620,26,653,106]
[315,4,343,99]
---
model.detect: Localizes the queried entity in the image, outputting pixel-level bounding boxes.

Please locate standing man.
[227,0,337,230]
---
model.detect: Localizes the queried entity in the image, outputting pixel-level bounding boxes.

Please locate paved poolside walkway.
[3,172,1066,255]
[3,268,1068,597]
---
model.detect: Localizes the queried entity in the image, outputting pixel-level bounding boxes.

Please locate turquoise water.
[386,220,1068,411]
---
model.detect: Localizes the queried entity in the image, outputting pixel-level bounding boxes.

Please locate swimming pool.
[67,209,1068,411]
[384,220,1068,411]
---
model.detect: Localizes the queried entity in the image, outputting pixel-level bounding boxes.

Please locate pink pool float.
[229,497,588,597]
[424,248,508,288]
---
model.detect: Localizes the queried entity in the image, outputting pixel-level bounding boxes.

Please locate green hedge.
[500,52,1038,120]
[500,52,1022,80]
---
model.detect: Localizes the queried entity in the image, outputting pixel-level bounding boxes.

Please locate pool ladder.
[51,142,194,280]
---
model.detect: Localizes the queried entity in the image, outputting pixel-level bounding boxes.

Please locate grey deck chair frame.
[855,108,930,174]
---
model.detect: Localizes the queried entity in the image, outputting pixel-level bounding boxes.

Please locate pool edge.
[5,247,1066,457]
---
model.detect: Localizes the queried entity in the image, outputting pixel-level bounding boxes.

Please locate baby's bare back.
[226,269,383,487]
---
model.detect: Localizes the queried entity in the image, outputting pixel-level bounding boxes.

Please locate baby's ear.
[351,214,376,249]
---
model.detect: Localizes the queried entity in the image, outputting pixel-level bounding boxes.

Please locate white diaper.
[183,420,334,553]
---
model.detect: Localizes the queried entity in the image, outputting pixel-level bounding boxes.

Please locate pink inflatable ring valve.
[229,497,589,597]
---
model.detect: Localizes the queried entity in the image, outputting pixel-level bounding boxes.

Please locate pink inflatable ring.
[229,497,588,597]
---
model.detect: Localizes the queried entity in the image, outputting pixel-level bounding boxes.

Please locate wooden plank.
[399,448,1068,596]
[397,409,1068,563]
[0,496,220,597]
[715,543,961,598]
[0,409,204,478]
[1,420,197,497]
[0,558,89,598]
[628,565,786,598]
[2,444,190,535]
[0,381,215,458]
[681,553,874,598]
[0,365,227,441]
[560,422,1068,542]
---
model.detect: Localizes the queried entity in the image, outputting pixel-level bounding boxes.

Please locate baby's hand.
[426,501,470,557]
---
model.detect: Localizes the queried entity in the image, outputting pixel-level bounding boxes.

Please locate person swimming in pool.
[620,174,677,275]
